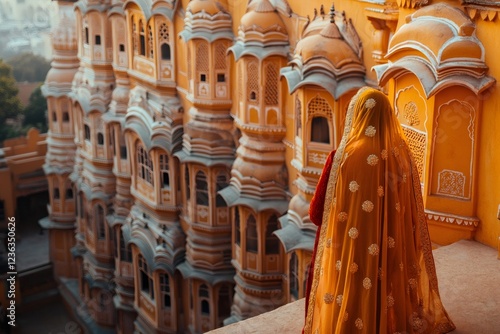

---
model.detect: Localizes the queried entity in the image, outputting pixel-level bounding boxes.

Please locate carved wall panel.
[431,94,476,200]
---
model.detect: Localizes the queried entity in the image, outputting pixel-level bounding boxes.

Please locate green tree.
[0,59,23,143]
[6,52,51,83]
[23,84,48,133]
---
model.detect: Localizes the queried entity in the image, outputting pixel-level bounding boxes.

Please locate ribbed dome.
[295,19,359,67]
[187,0,226,16]
[239,0,287,41]
[52,14,77,51]
[388,3,483,62]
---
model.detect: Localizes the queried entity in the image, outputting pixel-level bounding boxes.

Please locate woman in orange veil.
[304,87,455,333]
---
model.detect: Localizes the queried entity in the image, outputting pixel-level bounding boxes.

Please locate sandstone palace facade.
[41,0,500,333]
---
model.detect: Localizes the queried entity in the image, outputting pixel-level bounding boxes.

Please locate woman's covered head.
[343,87,404,146]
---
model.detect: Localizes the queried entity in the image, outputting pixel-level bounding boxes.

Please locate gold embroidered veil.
[304,87,455,333]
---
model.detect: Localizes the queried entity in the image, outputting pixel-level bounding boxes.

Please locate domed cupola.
[180,0,232,42]
[374,2,494,96]
[282,5,366,99]
[230,0,289,61]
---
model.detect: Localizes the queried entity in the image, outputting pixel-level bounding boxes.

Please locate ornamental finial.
[330,3,336,23]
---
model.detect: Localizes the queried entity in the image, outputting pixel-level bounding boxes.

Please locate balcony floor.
[208,239,500,334]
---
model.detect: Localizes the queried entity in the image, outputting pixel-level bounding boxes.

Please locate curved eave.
[179,29,234,43]
[151,6,176,22]
[153,250,185,275]
[281,67,366,100]
[106,214,125,228]
[124,110,154,147]
[41,84,73,98]
[108,5,125,18]
[218,185,289,214]
[84,273,111,291]
[78,183,110,203]
[150,136,174,155]
[175,149,234,168]
[70,91,107,115]
[101,112,126,127]
[124,0,152,19]
[228,42,289,61]
[274,216,315,253]
[74,2,109,15]
[373,58,495,98]
[177,262,234,286]
[385,42,438,68]
[43,164,73,175]
[129,229,156,268]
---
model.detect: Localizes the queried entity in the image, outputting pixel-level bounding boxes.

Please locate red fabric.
[308,150,336,226]
[304,150,336,323]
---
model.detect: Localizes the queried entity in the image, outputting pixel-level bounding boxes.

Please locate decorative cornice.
[396,0,428,9]
[425,210,480,227]
[462,0,500,21]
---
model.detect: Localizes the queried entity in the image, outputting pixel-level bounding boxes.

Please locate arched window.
[161,43,170,60]
[159,154,170,188]
[132,16,138,54]
[158,22,170,60]
[308,96,332,144]
[310,117,330,144]
[264,63,279,106]
[295,95,302,137]
[185,165,190,201]
[119,234,131,262]
[63,112,69,122]
[53,187,60,200]
[98,291,109,311]
[195,171,208,205]
[52,111,57,123]
[148,24,154,58]
[66,188,73,199]
[246,215,258,253]
[199,284,210,315]
[303,263,310,299]
[84,124,90,141]
[218,285,231,323]
[247,61,259,102]
[290,253,299,299]
[139,255,154,299]
[196,41,209,84]
[235,209,241,245]
[97,132,104,145]
[78,193,84,219]
[159,273,171,309]
[95,204,105,239]
[84,27,89,44]
[265,214,280,254]
[216,172,229,207]
[136,143,154,185]
[139,20,145,56]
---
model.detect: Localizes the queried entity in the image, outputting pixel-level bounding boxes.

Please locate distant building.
[42,0,499,333]
[0,128,47,229]
[0,0,58,60]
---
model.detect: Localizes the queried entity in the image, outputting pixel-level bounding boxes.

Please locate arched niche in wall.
[394,78,428,185]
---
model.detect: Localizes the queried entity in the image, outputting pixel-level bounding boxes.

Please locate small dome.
[240,0,287,42]
[52,14,77,51]
[302,5,330,38]
[388,3,483,62]
[295,19,359,67]
[187,0,227,16]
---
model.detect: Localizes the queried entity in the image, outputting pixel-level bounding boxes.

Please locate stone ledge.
[207,298,305,334]
[207,241,500,334]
